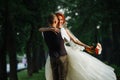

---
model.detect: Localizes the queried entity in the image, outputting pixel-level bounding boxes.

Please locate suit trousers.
[50,55,68,80]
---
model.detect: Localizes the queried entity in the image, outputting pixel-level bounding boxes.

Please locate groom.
[43,13,68,80]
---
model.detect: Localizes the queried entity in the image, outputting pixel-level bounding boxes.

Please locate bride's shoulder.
[61,27,65,31]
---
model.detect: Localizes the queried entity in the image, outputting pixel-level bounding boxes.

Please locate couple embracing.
[39,12,116,80]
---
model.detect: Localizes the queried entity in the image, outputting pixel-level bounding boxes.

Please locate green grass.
[18,68,45,80]
[18,65,120,80]
[110,64,120,80]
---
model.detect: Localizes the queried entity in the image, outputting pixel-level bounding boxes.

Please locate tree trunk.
[7,34,17,80]
[0,0,7,79]
[4,0,18,79]
[6,10,18,80]
[111,22,120,66]
[39,44,46,68]
[0,46,7,80]
[26,41,33,76]
[26,26,34,76]
[8,41,18,80]
[32,47,39,73]
[32,27,45,73]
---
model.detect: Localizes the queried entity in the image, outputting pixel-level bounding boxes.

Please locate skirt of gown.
[45,43,117,80]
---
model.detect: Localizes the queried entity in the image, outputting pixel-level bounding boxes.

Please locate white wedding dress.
[45,28,117,80]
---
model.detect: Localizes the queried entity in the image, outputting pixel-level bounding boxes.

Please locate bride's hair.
[55,12,66,24]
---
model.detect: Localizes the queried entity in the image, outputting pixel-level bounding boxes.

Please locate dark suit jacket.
[43,31,67,58]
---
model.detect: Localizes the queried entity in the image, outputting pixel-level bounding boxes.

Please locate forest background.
[0,0,120,80]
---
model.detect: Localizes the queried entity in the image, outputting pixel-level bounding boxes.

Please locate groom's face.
[53,16,58,27]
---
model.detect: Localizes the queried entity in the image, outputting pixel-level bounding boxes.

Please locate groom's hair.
[47,13,56,25]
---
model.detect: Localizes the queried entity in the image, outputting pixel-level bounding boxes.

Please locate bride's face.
[57,15,64,28]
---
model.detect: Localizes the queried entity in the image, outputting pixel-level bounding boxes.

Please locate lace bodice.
[60,28,70,42]
[60,28,85,51]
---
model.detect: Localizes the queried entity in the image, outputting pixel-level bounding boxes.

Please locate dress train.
[45,42,117,80]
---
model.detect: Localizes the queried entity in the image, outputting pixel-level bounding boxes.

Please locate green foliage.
[0,0,60,55]
[111,64,120,77]
[58,0,120,45]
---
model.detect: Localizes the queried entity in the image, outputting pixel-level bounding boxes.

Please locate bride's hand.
[51,28,60,33]
[85,46,92,49]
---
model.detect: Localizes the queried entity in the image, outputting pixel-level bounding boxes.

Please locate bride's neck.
[58,25,63,29]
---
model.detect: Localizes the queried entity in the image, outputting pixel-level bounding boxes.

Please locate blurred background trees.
[0,0,120,80]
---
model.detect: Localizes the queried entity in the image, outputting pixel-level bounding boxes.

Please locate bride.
[39,12,117,80]
[45,29,116,80]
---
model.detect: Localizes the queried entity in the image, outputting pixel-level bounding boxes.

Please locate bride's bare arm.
[65,28,90,48]
[39,27,53,32]
[39,27,59,33]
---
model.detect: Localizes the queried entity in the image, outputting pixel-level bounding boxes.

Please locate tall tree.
[0,0,18,80]
[5,0,18,79]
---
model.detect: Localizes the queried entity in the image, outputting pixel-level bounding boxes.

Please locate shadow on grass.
[18,68,45,80]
